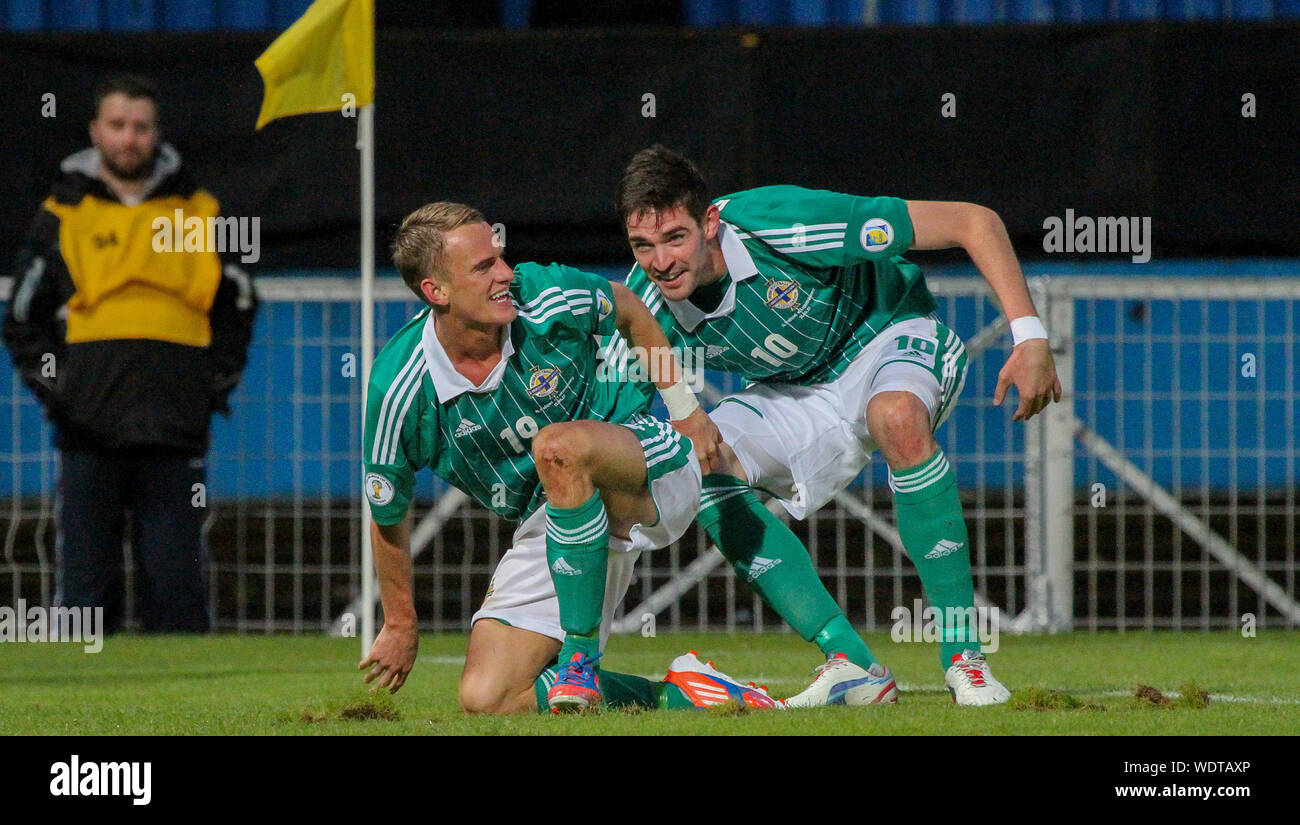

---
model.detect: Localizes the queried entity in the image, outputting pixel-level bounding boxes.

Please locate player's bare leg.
[531,420,659,710]
[459,618,561,714]
[532,420,657,531]
[865,390,1010,704]
[865,390,940,469]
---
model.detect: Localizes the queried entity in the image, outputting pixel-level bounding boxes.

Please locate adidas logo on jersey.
[551,558,581,576]
[925,539,965,560]
[705,345,729,359]
[746,555,783,583]
[454,420,482,437]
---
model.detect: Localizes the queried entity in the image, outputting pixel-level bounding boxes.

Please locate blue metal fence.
[3,0,309,31]
[3,262,1297,499]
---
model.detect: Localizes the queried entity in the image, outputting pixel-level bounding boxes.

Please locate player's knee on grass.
[866,391,937,469]
[458,669,528,715]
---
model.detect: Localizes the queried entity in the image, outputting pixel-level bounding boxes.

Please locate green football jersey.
[626,185,938,385]
[362,262,650,525]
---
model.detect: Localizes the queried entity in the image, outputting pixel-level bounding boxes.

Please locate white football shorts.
[471,418,702,649]
[710,317,968,519]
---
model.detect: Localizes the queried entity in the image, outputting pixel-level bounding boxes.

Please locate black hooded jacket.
[3,144,258,455]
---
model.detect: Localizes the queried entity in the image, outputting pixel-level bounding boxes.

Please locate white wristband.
[1010,316,1049,346]
[659,378,700,421]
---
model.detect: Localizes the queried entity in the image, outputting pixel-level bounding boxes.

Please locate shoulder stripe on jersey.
[518,289,595,324]
[377,352,426,465]
[775,242,845,253]
[370,346,423,464]
[764,232,845,245]
[384,359,427,464]
[751,223,847,236]
[624,263,640,283]
[516,293,567,317]
[516,299,568,321]
[519,286,563,310]
[523,301,582,326]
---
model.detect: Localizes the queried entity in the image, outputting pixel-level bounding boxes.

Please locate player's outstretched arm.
[359,514,419,693]
[905,200,1062,421]
[609,282,722,471]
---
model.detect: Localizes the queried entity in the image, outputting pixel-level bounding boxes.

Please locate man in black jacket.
[3,75,257,633]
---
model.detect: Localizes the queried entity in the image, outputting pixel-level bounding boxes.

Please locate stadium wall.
[0,22,1296,271]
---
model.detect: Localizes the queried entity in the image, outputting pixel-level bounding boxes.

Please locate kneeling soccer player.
[357,202,777,714]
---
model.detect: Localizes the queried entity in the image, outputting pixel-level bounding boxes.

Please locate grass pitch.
[1,630,1296,735]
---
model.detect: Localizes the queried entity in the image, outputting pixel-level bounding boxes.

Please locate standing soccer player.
[617,146,1061,706]
[358,202,777,714]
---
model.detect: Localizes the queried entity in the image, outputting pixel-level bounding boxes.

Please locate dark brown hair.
[616,144,711,227]
[93,74,160,118]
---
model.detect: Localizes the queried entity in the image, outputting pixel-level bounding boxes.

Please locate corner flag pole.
[358,101,376,654]
[253,0,377,654]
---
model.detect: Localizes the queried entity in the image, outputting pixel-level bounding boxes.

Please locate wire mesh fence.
[2,274,1296,633]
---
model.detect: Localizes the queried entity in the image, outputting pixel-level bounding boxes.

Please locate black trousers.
[54,449,211,633]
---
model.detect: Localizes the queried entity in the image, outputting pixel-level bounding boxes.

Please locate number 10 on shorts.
[893,335,937,368]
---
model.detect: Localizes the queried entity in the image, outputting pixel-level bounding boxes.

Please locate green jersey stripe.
[777,242,845,253]
[382,361,427,465]
[375,351,425,465]
[518,286,564,310]
[370,344,423,464]
[750,222,847,235]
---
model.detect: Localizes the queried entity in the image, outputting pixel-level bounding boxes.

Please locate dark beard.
[101,150,155,182]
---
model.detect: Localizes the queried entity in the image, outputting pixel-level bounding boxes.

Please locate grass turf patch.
[0,630,1294,735]
[1008,686,1105,711]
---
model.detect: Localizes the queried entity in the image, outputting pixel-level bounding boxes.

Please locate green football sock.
[812,614,877,668]
[546,492,609,665]
[891,449,980,670]
[698,474,878,669]
[533,665,695,712]
[534,665,559,711]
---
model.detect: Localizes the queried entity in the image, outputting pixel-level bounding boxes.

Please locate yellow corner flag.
[254,0,374,130]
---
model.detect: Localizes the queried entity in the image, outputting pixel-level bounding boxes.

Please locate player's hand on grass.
[994,339,1062,422]
[360,623,419,694]
[672,407,723,473]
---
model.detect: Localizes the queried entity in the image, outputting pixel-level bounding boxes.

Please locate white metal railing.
[2,275,1296,633]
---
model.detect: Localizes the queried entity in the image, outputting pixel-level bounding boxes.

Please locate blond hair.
[391,201,485,300]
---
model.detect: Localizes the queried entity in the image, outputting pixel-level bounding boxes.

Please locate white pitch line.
[897,685,1300,705]
[1098,690,1300,705]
